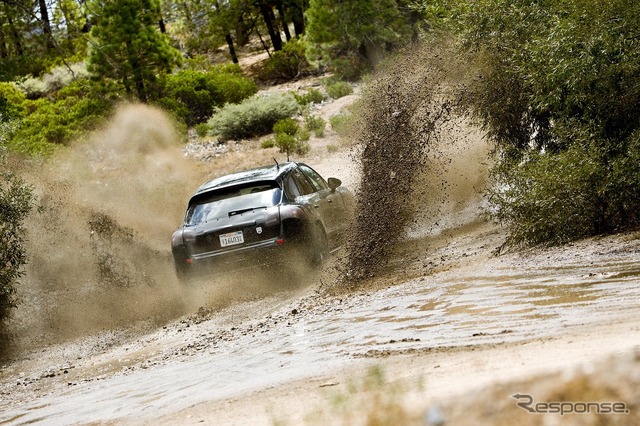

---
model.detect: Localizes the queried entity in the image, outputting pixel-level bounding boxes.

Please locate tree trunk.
[37,0,55,49]
[363,39,384,68]
[275,0,291,41]
[235,13,250,46]
[6,15,23,56]
[258,1,282,51]
[290,0,305,36]
[179,0,194,30]
[225,33,238,63]
[159,17,166,34]
[126,40,147,103]
[0,24,8,58]
[255,24,271,58]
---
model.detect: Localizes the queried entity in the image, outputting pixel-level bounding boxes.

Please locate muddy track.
[1,222,640,424]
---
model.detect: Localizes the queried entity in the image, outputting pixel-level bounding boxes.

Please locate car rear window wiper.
[228,206,267,217]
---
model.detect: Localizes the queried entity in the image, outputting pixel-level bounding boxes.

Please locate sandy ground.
[1,82,640,425]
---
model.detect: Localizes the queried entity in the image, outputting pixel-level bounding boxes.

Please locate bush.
[304,115,326,137]
[0,153,35,323]
[273,117,299,136]
[272,118,310,157]
[257,39,315,83]
[18,77,47,100]
[194,123,209,137]
[16,63,90,100]
[9,81,114,156]
[456,0,640,245]
[329,114,350,135]
[157,65,257,126]
[211,64,259,104]
[293,88,324,106]
[0,56,47,82]
[330,54,372,82]
[208,93,299,141]
[43,63,90,93]
[488,135,640,246]
[261,138,276,149]
[0,83,27,121]
[325,81,353,99]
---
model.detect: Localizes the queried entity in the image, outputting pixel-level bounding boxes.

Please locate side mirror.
[327,177,342,192]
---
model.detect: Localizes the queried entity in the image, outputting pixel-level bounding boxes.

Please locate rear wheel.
[309,223,329,267]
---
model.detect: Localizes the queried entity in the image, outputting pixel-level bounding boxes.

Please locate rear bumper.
[175,237,287,279]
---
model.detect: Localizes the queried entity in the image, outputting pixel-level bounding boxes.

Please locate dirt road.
[1,221,639,424]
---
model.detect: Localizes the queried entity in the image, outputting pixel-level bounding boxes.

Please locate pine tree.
[88,0,181,102]
[305,0,408,78]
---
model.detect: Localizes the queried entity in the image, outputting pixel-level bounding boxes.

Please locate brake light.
[186,259,193,264]
[276,239,284,245]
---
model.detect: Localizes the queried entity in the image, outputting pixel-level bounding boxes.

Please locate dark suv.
[171,162,353,281]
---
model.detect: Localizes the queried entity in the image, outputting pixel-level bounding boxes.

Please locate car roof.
[194,161,298,195]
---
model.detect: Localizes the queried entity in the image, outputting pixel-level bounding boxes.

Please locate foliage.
[51,0,89,60]
[0,57,48,83]
[272,117,299,136]
[0,152,35,323]
[488,137,640,246]
[329,114,350,135]
[88,0,182,102]
[43,63,91,93]
[293,88,325,106]
[305,0,410,79]
[452,0,640,245]
[18,64,89,100]
[207,93,299,141]
[272,118,310,157]
[304,115,326,137]
[257,39,315,82]
[194,123,209,137]
[260,138,276,149]
[156,65,257,126]
[0,83,27,121]
[18,78,47,100]
[494,149,640,246]
[325,81,353,99]
[8,81,114,156]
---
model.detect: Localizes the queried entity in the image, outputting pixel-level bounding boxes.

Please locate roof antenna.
[273,157,279,170]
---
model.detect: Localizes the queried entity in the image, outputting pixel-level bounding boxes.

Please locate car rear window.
[185,182,281,226]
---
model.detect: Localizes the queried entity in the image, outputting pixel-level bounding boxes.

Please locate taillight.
[276,239,284,245]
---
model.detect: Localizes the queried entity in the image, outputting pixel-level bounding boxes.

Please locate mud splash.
[344,43,477,282]
[3,104,214,356]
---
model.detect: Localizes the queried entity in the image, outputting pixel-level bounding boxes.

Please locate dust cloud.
[3,104,222,355]
[343,43,488,282]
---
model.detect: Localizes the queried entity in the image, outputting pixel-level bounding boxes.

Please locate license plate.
[219,231,244,247]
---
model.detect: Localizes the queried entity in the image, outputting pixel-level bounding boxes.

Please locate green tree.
[88,0,181,102]
[450,0,640,244]
[0,0,50,79]
[52,0,89,60]
[0,150,34,323]
[211,0,241,63]
[305,0,409,79]
[283,0,306,37]
[157,65,257,126]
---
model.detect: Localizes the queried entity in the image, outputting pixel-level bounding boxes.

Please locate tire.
[308,223,329,268]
